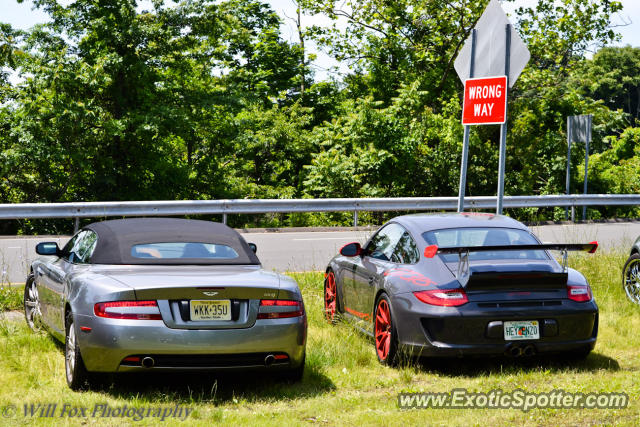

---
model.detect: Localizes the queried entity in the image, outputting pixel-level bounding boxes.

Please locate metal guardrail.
[0,195,638,229]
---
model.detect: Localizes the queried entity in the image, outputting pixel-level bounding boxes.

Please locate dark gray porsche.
[324,213,599,364]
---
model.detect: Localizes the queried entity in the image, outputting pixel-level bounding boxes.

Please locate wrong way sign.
[462,76,507,125]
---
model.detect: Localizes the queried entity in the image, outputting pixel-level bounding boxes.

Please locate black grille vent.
[477,300,562,308]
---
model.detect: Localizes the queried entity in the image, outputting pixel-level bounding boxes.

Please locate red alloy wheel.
[375,299,392,361]
[324,272,337,322]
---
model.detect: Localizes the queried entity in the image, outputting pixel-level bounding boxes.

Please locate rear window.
[422,227,549,261]
[131,242,239,259]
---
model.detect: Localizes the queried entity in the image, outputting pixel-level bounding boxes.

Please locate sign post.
[566,115,593,220]
[496,24,511,215]
[457,29,477,212]
[565,116,572,221]
[453,0,529,213]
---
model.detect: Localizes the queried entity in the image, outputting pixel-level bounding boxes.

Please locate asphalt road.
[1,221,639,283]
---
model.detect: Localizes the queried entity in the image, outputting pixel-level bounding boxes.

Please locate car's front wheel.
[65,312,90,390]
[374,294,399,366]
[622,253,640,305]
[23,274,42,331]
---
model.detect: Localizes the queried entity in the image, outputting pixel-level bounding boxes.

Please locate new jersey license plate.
[190,300,231,321]
[503,320,540,340]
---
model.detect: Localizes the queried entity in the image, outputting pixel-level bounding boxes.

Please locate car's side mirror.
[36,242,60,256]
[248,243,257,254]
[340,242,362,257]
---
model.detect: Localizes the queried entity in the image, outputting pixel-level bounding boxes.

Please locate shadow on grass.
[416,351,620,377]
[44,326,335,403]
[88,364,335,404]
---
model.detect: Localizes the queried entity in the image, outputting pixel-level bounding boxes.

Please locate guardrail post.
[571,206,575,223]
[222,213,227,225]
[353,211,358,227]
[73,217,79,233]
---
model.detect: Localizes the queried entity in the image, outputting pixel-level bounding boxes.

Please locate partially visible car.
[324,213,599,365]
[24,218,306,390]
[622,237,640,304]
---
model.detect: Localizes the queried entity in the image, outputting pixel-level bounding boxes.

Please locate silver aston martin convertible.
[24,218,307,390]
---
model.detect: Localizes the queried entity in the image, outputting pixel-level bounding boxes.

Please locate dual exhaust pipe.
[139,354,280,368]
[506,344,536,358]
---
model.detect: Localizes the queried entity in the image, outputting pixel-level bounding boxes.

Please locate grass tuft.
[0,286,22,312]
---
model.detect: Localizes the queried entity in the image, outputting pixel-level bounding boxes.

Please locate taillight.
[567,285,592,302]
[413,289,468,307]
[257,300,304,319]
[94,301,162,320]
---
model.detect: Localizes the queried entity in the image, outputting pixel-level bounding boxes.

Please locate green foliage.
[1,0,309,229]
[0,0,636,231]
[582,127,640,218]
[304,84,464,199]
[572,46,640,126]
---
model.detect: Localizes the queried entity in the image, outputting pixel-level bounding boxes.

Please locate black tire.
[65,311,91,390]
[23,274,42,331]
[324,270,340,324]
[622,253,640,305]
[374,294,399,366]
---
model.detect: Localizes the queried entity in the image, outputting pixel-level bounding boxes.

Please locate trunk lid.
[90,265,283,329]
[94,265,281,300]
[444,260,568,302]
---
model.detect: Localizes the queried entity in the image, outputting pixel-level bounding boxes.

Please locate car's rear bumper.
[401,337,597,358]
[73,313,306,372]
[392,294,598,357]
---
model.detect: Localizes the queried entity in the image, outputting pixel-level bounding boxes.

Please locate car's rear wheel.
[622,253,640,305]
[324,271,339,324]
[65,312,91,390]
[23,274,42,331]
[374,294,398,366]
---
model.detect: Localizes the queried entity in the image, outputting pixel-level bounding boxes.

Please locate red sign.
[462,76,507,125]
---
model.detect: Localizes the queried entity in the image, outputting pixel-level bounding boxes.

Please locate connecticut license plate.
[503,320,540,340]
[190,300,231,321]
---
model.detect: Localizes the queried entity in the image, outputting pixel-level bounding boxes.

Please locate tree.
[1,0,308,209]
[571,46,640,126]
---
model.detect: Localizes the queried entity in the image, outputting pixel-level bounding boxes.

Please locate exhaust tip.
[264,354,275,367]
[523,345,536,357]
[508,345,523,357]
[141,357,155,368]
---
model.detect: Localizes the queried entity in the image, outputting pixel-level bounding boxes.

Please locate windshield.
[131,242,239,260]
[422,227,549,262]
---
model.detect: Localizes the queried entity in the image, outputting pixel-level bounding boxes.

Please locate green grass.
[0,251,639,425]
[0,286,22,312]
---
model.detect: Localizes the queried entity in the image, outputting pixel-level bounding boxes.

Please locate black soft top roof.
[85,218,260,265]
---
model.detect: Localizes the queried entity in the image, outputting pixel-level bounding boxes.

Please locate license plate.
[503,320,540,340]
[190,300,231,321]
